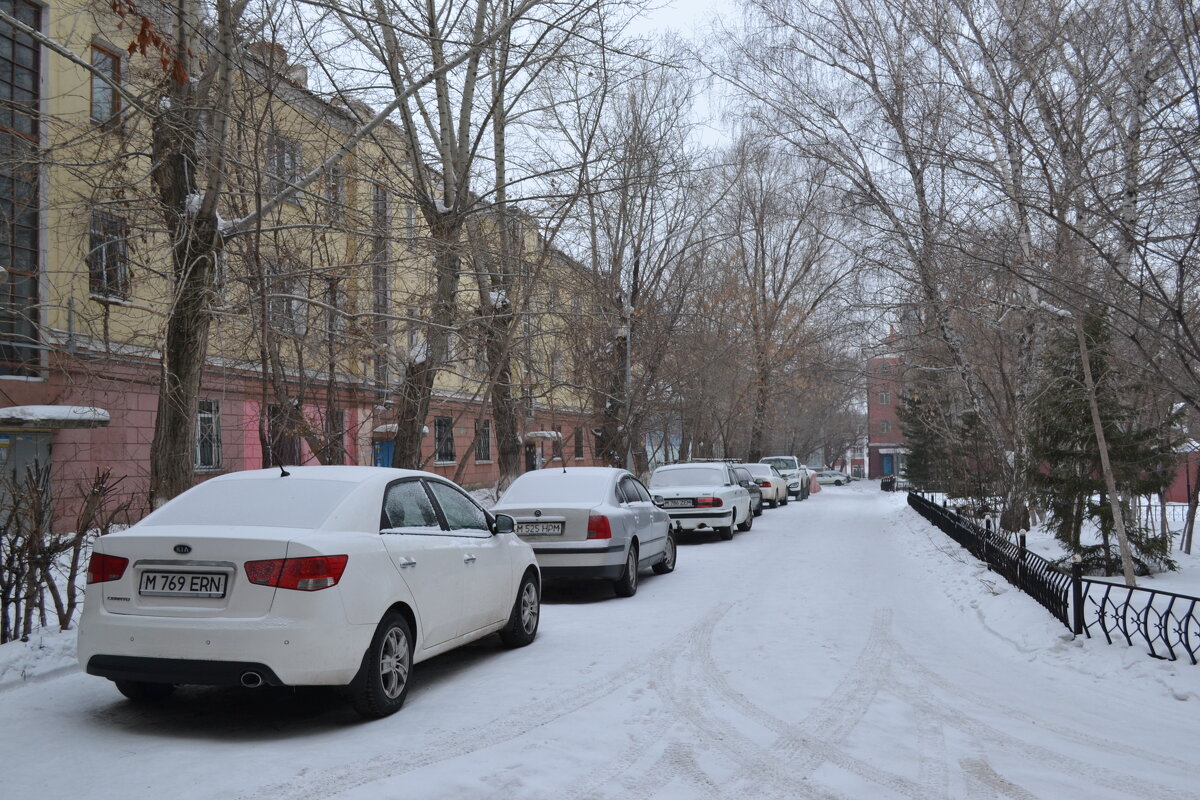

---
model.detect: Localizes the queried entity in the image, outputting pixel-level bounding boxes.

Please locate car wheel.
[737,508,753,532]
[500,570,540,647]
[754,499,764,516]
[717,513,735,539]
[835,479,844,486]
[348,612,413,719]
[115,680,176,703]
[768,497,778,509]
[780,493,789,506]
[652,532,677,575]
[613,543,639,597]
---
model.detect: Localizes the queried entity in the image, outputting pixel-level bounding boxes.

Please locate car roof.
[656,462,728,470]
[512,466,629,481]
[206,465,441,486]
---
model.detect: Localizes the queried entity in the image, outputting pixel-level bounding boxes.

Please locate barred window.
[475,419,491,462]
[88,211,130,299]
[434,416,455,463]
[574,426,584,459]
[195,399,221,470]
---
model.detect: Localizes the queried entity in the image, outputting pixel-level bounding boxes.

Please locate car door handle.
[463,554,477,564]
[398,557,417,569]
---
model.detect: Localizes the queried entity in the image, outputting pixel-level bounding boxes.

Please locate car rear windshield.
[143,479,358,528]
[499,472,608,505]
[745,464,773,477]
[650,467,725,487]
[761,457,797,471]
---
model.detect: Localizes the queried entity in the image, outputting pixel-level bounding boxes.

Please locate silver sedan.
[492,467,676,597]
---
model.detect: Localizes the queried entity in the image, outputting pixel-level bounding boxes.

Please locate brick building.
[866,353,908,479]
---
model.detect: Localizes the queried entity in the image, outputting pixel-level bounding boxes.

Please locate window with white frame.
[266,132,301,195]
[90,45,121,125]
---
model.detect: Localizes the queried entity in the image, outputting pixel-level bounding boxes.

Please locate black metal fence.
[1078,580,1200,665]
[907,492,1072,627]
[906,492,1200,665]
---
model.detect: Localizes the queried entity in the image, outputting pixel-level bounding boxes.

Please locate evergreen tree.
[1029,312,1179,575]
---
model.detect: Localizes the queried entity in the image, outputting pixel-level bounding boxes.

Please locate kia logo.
[534,509,542,517]
[174,544,192,554]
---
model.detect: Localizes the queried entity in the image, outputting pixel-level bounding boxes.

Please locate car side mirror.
[493,513,515,535]
[652,495,664,507]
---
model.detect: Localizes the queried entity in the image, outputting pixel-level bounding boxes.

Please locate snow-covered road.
[5,484,1197,799]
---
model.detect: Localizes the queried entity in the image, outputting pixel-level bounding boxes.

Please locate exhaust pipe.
[240,671,264,689]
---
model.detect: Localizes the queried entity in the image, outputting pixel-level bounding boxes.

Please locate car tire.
[115,680,176,703]
[718,514,735,540]
[780,493,789,506]
[737,508,753,532]
[348,612,413,719]
[754,500,764,516]
[613,543,639,597]
[835,479,844,486]
[500,571,540,647]
[768,498,778,509]
[652,532,677,575]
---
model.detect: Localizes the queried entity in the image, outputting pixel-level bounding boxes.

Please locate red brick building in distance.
[866,351,908,479]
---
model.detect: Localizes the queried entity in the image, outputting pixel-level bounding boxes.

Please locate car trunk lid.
[91,525,299,618]
[492,501,600,542]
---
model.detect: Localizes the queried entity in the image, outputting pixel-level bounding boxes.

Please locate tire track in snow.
[892,660,1190,800]
[235,604,734,800]
[687,608,941,800]
[959,758,1039,800]
[886,635,1197,785]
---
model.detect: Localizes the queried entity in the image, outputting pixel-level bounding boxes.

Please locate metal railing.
[907,492,1200,665]
[1078,580,1200,665]
[907,492,1072,627]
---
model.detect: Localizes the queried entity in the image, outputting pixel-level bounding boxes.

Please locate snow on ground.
[1,483,1197,799]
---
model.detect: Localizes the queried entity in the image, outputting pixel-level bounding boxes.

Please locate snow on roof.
[0,405,110,429]
[524,430,562,441]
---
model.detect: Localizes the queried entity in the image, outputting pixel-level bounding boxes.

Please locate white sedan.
[78,466,540,719]
[741,463,789,508]
[814,470,852,486]
[648,462,753,540]
[492,467,675,597]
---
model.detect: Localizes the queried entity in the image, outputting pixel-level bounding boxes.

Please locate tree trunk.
[1075,319,1137,586]
[391,216,461,468]
[1183,455,1198,555]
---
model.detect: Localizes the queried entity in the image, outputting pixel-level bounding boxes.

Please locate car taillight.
[244,555,349,591]
[758,480,772,488]
[587,515,612,539]
[87,552,129,584]
[695,496,723,508]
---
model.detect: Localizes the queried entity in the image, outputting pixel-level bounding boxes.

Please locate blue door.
[373,439,395,467]
[882,454,894,476]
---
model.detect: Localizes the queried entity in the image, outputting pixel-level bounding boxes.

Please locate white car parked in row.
[742,463,789,508]
[760,456,810,499]
[648,462,753,541]
[491,467,675,597]
[814,470,852,486]
[78,466,540,719]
